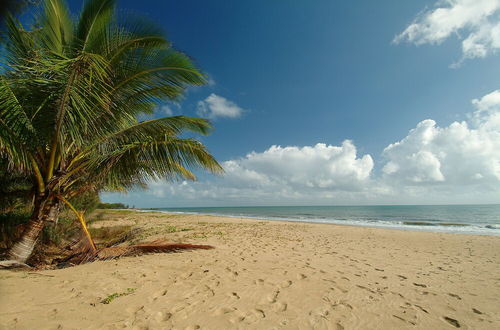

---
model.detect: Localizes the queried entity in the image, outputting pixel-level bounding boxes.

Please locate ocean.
[149,204,500,236]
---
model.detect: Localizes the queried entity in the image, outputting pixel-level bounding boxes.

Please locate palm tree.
[0,0,223,263]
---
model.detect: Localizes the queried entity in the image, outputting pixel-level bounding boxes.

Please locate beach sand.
[1,211,499,329]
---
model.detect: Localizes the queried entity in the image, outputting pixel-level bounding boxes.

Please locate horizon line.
[139,203,500,209]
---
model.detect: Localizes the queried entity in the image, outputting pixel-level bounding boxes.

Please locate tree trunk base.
[0,260,32,269]
[6,196,58,263]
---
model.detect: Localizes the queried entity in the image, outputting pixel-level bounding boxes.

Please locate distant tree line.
[97,202,130,209]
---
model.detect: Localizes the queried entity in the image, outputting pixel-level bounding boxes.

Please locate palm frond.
[38,0,73,55]
[61,240,214,265]
[84,137,223,191]
[75,0,115,52]
[1,14,35,68]
[0,77,37,170]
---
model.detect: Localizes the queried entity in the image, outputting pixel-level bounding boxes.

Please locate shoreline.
[141,208,500,237]
[1,210,499,329]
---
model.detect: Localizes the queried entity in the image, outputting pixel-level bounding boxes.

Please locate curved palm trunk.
[7,194,59,263]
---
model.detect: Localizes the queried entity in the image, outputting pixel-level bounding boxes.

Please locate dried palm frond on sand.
[56,239,214,266]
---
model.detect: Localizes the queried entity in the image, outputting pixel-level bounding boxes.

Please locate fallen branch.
[62,240,214,265]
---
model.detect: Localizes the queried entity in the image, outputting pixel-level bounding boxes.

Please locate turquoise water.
[149,205,500,236]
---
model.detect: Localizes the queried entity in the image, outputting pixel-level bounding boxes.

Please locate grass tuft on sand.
[101,288,136,304]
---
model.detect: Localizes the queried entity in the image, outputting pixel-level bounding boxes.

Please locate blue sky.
[99,0,500,207]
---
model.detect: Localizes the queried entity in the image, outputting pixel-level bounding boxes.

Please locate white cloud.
[135,141,375,205]
[383,90,500,187]
[160,105,174,116]
[207,76,216,87]
[223,141,374,190]
[105,90,500,207]
[472,89,500,111]
[395,0,500,63]
[197,94,244,119]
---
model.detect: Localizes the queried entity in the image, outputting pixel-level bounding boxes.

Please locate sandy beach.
[1,210,499,329]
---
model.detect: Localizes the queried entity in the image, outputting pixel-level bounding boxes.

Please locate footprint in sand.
[184,325,200,330]
[229,314,246,324]
[413,282,427,288]
[148,289,168,302]
[254,309,266,318]
[225,267,239,277]
[47,308,58,319]
[181,272,194,280]
[154,311,172,322]
[213,307,236,316]
[229,292,240,299]
[448,293,461,300]
[279,280,292,288]
[443,316,460,328]
[297,273,307,280]
[331,301,353,311]
[308,305,332,326]
[393,314,417,326]
[272,302,288,312]
[472,308,483,315]
[171,305,186,313]
[413,304,429,314]
[243,309,266,324]
[201,285,215,297]
[260,288,280,304]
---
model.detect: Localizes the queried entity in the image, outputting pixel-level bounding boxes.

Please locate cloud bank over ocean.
[105,90,500,207]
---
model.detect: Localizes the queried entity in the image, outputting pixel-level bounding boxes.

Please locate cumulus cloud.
[105,90,500,206]
[134,141,375,205]
[383,90,500,187]
[223,141,374,190]
[197,94,244,119]
[472,89,500,111]
[395,0,500,63]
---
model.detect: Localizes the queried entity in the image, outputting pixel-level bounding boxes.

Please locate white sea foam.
[145,206,500,236]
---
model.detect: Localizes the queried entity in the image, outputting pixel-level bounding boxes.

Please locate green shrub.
[70,191,101,214]
[0,211,30,249]
[42,217,80,246]
[89,225,134,246]
[97,202,129,209]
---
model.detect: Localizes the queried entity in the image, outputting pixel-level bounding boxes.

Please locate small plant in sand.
[101,288,136,304]
[164,225,192,233]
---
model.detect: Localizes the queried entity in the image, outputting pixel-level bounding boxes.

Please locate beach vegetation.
[89,225,135,246]
[0,0,223,264]
[186,232,209,239]
[101,288,136,304]
[1,192,99,250]
[126,224,191,244]
[164,225,191,233]
[97,202,129,209]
